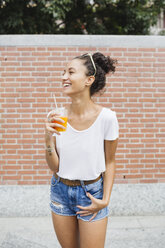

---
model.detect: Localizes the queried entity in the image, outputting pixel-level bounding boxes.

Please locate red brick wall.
[1,42,165,185]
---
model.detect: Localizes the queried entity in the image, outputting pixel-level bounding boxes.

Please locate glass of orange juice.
[47,107,68,132]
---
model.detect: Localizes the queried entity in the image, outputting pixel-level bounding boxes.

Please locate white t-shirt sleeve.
[104,110,119,140]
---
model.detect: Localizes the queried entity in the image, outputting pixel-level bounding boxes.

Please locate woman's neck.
[68,95,96,117]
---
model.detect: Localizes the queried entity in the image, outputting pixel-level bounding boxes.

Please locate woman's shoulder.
[98,107,117,128]
[101,106,117,118]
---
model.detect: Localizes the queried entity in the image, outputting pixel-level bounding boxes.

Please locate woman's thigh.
[78,217,108,248]
[51,212,79,248]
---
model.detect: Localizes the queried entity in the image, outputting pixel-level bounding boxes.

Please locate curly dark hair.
[75,52,117,96]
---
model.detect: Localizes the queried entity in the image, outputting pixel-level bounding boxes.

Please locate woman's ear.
[85,76,95,87]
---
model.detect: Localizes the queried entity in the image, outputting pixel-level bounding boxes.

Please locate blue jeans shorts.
[50,174,109,222]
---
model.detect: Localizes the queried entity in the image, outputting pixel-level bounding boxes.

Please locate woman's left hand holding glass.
[76,192,107,222]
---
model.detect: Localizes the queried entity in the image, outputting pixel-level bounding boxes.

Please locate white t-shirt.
[53,107,119,180]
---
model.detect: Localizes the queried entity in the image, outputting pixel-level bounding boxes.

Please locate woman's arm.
[45,133,59,172]
[102,138,118,206]
[76,138,118,221]
[44,112,64,173]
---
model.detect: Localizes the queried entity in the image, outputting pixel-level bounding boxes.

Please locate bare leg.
[51,211,79,248]
[78,217,108,248]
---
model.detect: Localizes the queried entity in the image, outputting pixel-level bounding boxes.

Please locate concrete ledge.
[0,183,164,217]
[0,35,165,47]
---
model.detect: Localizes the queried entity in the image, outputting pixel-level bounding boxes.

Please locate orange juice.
[52,116,68,131]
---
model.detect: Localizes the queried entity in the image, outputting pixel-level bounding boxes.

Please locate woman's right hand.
[45,111,65,139]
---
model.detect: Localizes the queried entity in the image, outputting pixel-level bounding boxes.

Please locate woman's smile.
[63,81,72,88]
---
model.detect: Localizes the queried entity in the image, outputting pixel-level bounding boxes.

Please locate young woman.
[45,52,119,248]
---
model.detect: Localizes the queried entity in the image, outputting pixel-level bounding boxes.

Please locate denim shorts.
[50,174,109,222]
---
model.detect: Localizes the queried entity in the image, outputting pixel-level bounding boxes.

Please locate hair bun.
[93,52,116,74]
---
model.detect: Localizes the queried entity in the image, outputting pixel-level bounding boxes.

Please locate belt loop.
[57,175,60,183]
[80,180,87,193]
[54,173,61,183]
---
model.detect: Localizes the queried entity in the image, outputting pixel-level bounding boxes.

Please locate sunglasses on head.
[81,53,96,76]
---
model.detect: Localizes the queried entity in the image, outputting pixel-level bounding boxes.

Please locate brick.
[32,62,51,66]
[17,57,36,61]
[3,175,21,180]
[138,48,156,52]
[18,170,36,175]
[19,150,36,155]
[140,169,158,173]
[2,72,20,77]
[155,174,165,178]
[17,47,35,51]
[16,67,35,71]
[78,47,97,52]
[18,181,37,185]
[23,166,33,169]
[2,52,19,56]
[31,52,50,56]
[47,47,66,51]
[124,52,142,57]
[154,53,165,57]
[124,174,143,179]
[7,171,17,174]
[143,53,154,57]
[23,176,33,180]
[108,48,127,52]
[140,179,158,183]
[36,47,46,51]
[141,55,156,62]
[159,179,165,183]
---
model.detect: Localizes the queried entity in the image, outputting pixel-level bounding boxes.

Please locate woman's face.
[62,59,92,96]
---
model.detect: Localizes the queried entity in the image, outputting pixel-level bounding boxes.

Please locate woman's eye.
[62,71,74,76]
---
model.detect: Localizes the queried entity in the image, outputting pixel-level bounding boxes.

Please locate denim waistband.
[54,173,102,187]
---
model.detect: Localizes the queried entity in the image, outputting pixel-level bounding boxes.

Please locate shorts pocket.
[51,175,59,187]
[90,188,103,197]
[85,178,103,197]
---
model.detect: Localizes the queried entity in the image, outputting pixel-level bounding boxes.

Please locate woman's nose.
[62,72,68,80]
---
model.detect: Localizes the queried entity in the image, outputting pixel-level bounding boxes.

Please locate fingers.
[78,212,93,217]
[47,116,65,124]
[49,123,66,132]
[49,122,65,128]
[47,111,60,119]
[76,209,98,222]
[45,126,60,136]
[76,204,93,215]
[76,210,90,215]
[89,213,97,222]
[86,192,95,200]
[45,119,61,136]
[45,115,65,136]
[76,205,90,211]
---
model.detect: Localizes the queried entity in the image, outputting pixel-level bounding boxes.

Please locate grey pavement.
[0,215,165,248]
